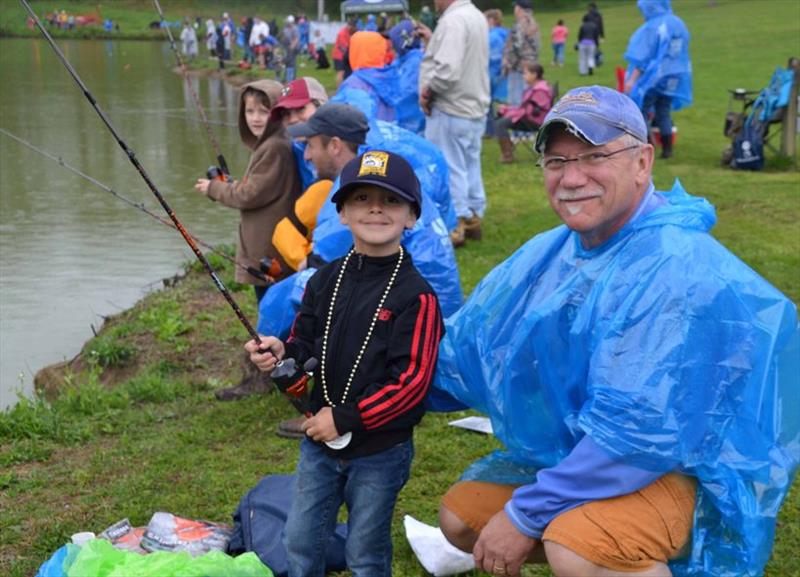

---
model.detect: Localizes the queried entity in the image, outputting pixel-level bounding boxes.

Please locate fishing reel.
[206,165,230,182]
[271,356,352,449]
[259,256,282,279]
[271,357,317,416]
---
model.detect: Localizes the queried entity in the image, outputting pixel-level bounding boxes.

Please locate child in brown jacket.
[195,79,302,303]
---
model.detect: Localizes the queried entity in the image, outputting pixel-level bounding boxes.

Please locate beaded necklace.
[320,246,404,407]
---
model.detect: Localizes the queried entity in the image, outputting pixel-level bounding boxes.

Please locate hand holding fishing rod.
[152,0,230,179]
[21,0,266,349]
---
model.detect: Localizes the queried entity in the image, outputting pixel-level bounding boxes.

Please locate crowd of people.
[179,2,796,577]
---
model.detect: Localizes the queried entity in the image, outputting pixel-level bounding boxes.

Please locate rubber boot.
[498,137,515,164]
[276,416,307,439]
[661,132,674,159]
[215,351,273,401]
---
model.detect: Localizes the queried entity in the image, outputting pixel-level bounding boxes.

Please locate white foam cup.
[71,531,96,546]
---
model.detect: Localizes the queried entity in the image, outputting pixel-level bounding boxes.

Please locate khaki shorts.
[441,472,696,573]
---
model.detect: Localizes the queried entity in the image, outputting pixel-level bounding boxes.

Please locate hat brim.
[333,179,421,217]
[270,97,312,120]
[535,116,641,153]
[287,122,318,139]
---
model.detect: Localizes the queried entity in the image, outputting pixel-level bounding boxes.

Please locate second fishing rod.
[0,128,266,284]
[152,0,231,181]
[21,0,265,347]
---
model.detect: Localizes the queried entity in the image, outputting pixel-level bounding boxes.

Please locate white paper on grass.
[447,416,493,435]
[403,515,475,576]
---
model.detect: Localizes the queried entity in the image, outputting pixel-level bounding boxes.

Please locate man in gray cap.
[432,85,798,577]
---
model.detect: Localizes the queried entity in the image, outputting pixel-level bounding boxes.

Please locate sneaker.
[450,219,466,248]
[276,416,307,439]
[463,212,482,240]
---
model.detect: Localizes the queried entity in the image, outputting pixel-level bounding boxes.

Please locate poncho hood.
[638,0,672,20]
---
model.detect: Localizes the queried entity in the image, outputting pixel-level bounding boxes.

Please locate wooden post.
[780,58,800,159]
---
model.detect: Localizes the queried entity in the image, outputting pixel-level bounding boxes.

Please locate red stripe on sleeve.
[360,294,440,429]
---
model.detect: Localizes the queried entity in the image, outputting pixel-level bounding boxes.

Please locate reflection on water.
[0,38,249,409]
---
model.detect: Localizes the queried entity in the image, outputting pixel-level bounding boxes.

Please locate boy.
[245,151,444,576]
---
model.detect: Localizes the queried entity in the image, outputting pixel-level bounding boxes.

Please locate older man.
[418,0,489,247]
[433,86,798,577]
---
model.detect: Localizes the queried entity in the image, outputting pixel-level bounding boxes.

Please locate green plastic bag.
[66,539,273,577]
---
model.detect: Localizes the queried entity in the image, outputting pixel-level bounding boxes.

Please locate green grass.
[1,1,799,576]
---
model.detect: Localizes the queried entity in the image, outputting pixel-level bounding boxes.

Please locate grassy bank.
[2,0,799,576]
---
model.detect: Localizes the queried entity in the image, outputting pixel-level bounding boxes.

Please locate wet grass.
[1,0,799,575]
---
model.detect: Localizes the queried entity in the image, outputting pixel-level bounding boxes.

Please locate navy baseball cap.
[287,103,369,144]
[333,150,422,217]
[535,86,648,153]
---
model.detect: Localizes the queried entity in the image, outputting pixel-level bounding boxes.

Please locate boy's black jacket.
[284,249,444,459]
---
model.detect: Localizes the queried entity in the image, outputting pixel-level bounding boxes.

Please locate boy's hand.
[195,178,211,194]
[244,336,285,373]
[302,407,340,442]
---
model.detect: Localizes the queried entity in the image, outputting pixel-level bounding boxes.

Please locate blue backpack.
[733,118,765,171]
[228,474,348,576]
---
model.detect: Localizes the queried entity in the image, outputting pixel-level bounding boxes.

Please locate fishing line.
[0,128,265,283]
[21,0,266,345]
[153,0,230,177]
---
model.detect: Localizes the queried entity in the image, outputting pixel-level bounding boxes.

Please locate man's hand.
[473,510,539,577]
[419,86,434,116]
[414,21,432,42]
[244,336,285,373]
[302,407,340,442]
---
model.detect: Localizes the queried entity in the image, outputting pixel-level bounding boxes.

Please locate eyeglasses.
[538,144,641,172]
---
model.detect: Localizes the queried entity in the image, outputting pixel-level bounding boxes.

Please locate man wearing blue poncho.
[623,0,692,159]
[433,86,799,577]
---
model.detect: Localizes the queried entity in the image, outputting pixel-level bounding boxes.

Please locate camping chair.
[510,81,560,158]
[722,57,799,168]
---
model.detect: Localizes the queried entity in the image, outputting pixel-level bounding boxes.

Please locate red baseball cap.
[270,78,329,120]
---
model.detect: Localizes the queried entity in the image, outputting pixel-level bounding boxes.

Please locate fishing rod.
[0,128,266,283]
[21,0,266,346]
[152,0,230,179]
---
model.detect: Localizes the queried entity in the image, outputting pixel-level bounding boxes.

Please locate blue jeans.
[642,92,673,141]
[425,107,486,219]
[284,438,414,577]
[552,42,565,64]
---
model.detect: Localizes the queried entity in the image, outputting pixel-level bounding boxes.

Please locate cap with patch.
[534,85,648,153]
[270,78,329,120]
[287,103,369,144]
[333,151,422,217]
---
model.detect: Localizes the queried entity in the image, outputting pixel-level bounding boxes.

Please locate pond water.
[0,38,253,409]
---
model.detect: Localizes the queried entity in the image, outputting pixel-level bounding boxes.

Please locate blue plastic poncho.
[291,140,317,191]
[336,64,426,136]
[489,26,509,103]
[433,180,799,577]
[624,0,692,111]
